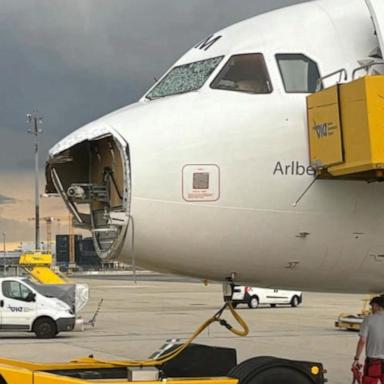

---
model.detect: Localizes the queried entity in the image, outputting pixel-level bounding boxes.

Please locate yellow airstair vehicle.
[18,251,89,329]
[18,252,67,285]
[307,72,384,182]
[307,69,384,331]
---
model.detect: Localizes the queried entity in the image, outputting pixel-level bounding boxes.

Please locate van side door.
[270,289,291,304]
[1,280,37,330]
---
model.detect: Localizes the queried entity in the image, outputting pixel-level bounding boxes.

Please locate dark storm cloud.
[0,0,309,171]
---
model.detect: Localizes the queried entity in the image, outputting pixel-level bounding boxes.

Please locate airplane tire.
[228,356,317,384]
[248,296,259,309]
[33,317,57,339]
[290,296,300,308]
[0,375,6,384]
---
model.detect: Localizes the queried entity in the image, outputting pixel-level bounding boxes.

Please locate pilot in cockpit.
[211,53,271,94]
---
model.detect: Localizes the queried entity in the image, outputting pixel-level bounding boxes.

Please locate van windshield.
[23,279,74,307]
[146,56,223,100]
[23,279,54,297]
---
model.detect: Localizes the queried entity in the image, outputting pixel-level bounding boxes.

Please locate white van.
[0,277,75,338]
[230,285,302,309]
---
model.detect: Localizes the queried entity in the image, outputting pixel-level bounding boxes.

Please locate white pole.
[2,232,6,276]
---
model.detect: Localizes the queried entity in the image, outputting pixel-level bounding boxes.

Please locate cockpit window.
[276,54,321,93]
[146,56,223,100]
[210,53,272,94]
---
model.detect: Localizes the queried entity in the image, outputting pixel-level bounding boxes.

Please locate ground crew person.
[353,296,384,384]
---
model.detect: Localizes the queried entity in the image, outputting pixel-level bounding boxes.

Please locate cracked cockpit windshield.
[146,56,223,100]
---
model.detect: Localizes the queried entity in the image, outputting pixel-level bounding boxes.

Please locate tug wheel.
[228,356,317,384]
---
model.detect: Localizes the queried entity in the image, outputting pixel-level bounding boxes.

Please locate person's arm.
[355,336,366,360]
[353,316,368,368]
[353,336,366,368]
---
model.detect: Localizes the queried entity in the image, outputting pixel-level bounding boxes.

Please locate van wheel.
[290,296,300,308]
[33,317,57,339]
[230,302,238,308]
[248,296,259,309]
[270,304,276,308]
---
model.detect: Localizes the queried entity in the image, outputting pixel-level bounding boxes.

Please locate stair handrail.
[352,61,384,80]
[316,68,347,91]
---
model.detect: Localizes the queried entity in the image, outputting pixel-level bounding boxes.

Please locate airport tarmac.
[0,274,365,384]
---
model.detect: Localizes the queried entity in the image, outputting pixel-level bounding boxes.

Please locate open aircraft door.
[366,0,384,57]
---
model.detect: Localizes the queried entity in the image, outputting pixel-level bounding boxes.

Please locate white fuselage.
[47,0,384,293]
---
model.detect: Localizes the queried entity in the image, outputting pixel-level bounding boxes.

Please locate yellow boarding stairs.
[306,67,384,331]
[18,251,89,330]
[307,71,384,181]
[18,252,67,285]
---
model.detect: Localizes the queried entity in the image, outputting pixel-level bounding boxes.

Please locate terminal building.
[55,235,101,269]
[0,235,124,272]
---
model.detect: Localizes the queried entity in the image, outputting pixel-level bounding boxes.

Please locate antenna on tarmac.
[27,110,43,251]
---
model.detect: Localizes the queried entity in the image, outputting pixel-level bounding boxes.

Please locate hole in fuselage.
[46,134,130,259]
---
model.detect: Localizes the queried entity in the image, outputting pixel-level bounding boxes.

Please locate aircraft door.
[1,280,36,330]
[366,0,384,57]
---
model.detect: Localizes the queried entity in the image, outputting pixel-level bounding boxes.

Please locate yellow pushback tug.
[0,293,325,384]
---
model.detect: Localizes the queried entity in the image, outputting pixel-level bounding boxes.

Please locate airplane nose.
[45,125,131,260]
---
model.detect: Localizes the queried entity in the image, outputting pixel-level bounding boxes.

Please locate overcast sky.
[0,0,309,244]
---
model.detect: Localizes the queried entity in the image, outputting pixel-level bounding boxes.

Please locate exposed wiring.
[103,167,123,201]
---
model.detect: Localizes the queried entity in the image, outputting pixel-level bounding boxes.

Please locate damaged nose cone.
[45,127,131,260]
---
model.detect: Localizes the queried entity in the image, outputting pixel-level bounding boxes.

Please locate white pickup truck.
[0,277,76,338]
[230,285,302,309]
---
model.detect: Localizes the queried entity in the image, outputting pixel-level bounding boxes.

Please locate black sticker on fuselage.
[194,35,222,51]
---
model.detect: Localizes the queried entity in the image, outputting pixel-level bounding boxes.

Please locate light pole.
[27,111,43,251]
[2,232,6,275]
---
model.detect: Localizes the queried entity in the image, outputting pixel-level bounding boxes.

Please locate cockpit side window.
[276,54,321,93]
[210,53,272,94]
[146,56,224,100]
